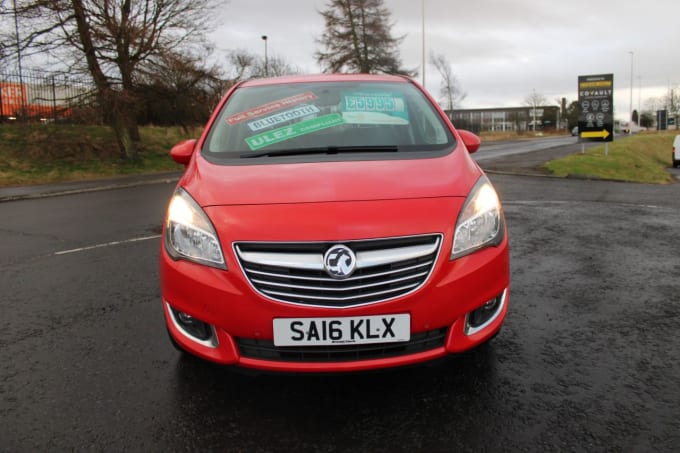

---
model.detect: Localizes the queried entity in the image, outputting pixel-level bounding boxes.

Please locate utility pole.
[638,76,641,128]
[532,89,537,134]
[629,51,634,131]
[672,88,676,129]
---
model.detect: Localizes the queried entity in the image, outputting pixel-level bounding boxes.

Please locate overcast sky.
[211,0,677,120]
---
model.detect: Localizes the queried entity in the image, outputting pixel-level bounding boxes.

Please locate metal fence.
[0,71,98,123]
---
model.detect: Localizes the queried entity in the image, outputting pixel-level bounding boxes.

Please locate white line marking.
[54,234,161,256]
[503,200,664,209]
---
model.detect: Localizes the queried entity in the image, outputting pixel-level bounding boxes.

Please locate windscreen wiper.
[240,145,399,159]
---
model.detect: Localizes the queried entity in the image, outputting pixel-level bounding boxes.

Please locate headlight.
[164,188,226,269]
[451,175,504,259]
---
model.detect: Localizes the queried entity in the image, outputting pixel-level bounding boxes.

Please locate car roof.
[239,73,413,87]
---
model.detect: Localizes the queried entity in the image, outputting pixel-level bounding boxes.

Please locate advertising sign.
[578,74,614,142]
[0,82,27,116]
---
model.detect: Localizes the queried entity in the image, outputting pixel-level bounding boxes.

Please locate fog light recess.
[464,289,507,336]
[166,303,218,348]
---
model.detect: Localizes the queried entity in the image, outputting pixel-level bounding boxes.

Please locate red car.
[160,73,509,373]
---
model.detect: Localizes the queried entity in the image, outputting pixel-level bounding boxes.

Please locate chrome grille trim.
[236,251,323,270]
[262,282,420,301]
[250,270,429,292]
[234,234,442,308]
[237,242,438,271]
[356,243,438,268]
[245,261,432,283]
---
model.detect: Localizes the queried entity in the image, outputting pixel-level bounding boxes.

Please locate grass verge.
[0,124,200,187]
[544,131,677,184]
[2,125,676,187]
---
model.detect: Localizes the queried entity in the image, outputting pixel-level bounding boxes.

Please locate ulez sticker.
[244,113,344,151]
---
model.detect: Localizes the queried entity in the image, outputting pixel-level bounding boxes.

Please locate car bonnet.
[181,146,481,207]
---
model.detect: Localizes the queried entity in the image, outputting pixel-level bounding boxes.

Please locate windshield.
[202,80,455,159]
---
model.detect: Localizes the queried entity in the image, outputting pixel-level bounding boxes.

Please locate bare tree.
[662,87,679,127]
[226,50,258,84]
[0,39,7,65]
[524,89,547,131]
[430,52,466,111]
[3,0,222,161]
[315,0,415,76]
[137,50,226,131]
[226,49,299,84]
[524,90,547,108]
[259,54,300,78]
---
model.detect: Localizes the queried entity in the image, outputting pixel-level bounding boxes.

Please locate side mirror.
[170,139,197,165]
[457,129,481,154]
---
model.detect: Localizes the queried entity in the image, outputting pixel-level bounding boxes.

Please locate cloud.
[211,0,679,117]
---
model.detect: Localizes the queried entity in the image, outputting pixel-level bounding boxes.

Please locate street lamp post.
[421,0,425,87]
[262,35,268,77]
[532,88,537,134]
[638,75,642,128]
[629,51,634,131]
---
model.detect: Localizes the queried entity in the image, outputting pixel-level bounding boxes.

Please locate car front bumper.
[160,232,509,373]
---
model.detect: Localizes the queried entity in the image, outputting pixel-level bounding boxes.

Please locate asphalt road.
[2,143,680,451]
[475,135,580,161]
[474,135,607,175]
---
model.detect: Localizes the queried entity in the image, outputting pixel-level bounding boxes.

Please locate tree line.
[0,0,466,161]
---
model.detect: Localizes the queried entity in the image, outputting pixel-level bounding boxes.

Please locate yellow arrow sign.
[581,129,610,139]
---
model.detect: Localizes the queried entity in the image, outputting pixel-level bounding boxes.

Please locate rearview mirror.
[457,130,481,154]
[170,139,197,165]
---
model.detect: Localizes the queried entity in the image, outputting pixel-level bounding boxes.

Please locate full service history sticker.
[226,92,318,125]
[244,113,345,151]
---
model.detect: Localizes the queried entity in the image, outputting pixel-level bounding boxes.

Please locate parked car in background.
[673,135,680,168]
[571,126,578,136]
[160,73,510,373]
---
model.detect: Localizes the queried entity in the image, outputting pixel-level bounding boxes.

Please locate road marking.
[503,200,665,209]
[54,234,161,256]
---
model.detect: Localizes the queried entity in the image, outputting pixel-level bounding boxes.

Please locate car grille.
[236,328,448,363]
[234,234,442,308]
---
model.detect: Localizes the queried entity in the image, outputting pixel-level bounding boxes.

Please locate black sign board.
[578,74,614,142]
[657,110,667,130]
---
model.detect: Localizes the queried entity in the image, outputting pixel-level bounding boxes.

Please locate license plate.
[273,314,410,347]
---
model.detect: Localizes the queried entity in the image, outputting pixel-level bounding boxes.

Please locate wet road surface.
[475,135,579,161]
[1,158,680,451]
